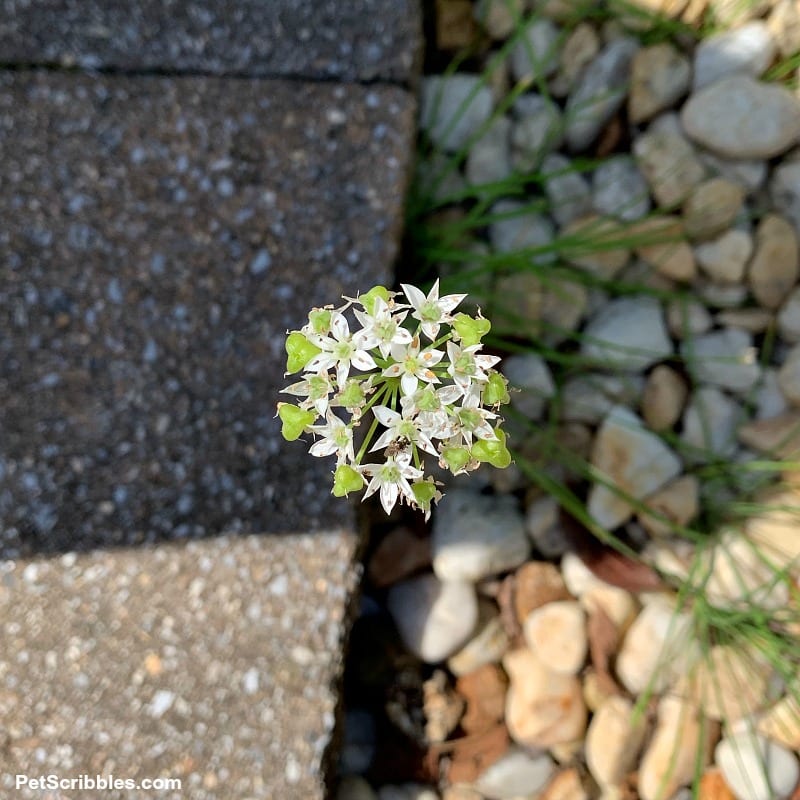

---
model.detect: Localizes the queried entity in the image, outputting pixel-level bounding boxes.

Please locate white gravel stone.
[681,75,800,159]
[616,596,697,695]
[541,153,593,227]
[716,732,800,800]
[666,297,714,338]
[387,573,478,663]
[561,372,645,425]
[523,600,587,675]
[466,116,512,186]
[565,37,639,151]
[509,18,561,83]
[755,368,790,420]
[511,95,563,170]
[502,352,556,420]
[490,199,556,264]
[633,126,707,208]
[681,328,761,394]
[585,696,646,788]
[473,747,556,800]
[769,155,800,236]
[693,21,776,90]
[588,406,682,530]
[778,287,800,343]
[581,296,673,371]
[420,75,494,153]
[697,280,749,309]
[702,151,767,195]
[525,496,571,558]
[592,156,651,222]
[681,386,744,464]
[694,229,753,283]
[432,489,529,582]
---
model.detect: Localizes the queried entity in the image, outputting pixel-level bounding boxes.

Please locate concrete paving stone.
[0,0,422,84]
[0,531,361,799]
[0,71,415,553]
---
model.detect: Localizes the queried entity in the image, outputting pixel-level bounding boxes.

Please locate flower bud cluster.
[277,281,511,518]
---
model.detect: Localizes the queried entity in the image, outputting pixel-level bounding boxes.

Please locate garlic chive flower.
[277,283,511,518]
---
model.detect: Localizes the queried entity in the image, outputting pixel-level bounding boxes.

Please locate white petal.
[438,293,467,313]
[362,474,381,500]
[309,439,339,458]
[353,329,379,350]
[393,326,413,344]
[379,481,400,515]
[373,405,400,427]
[350,349,378,372]
[332,313,351,341]
[382,363,403,378]
[370,429,396,452]
[421,321,440,341]
[336,361,351,386]
[437,385,463,405]
[428,278,440,302]
[401,283,427,311]
[305,354,336,373]
[420,347,444,367]
[401,373,418,397]
[415,432,439,457]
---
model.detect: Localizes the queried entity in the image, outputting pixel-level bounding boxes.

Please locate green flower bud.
[359,285,391,316]
[471,428,511,468]
[332,464,364,497]
[285,332,321,373]
[412,480,440,516]
[441,445,471,474]
[337,379,366,409]
[277,403,317,441]
[453,313,491,347]
[307,308,332,335]
[484,372,510,406]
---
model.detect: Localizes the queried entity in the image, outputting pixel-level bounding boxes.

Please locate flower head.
[277,282,511,518]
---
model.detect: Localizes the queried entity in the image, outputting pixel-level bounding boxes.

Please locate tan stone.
[634,216,696,282]
[629,44,691,125]
[698,768,737,800]
[748,214,799,309]
[757,693,800,750]
[581,585,637,632]
[683,178,745,240]
[561,215,631,279]
[745,488,800,573]
[642,364,688,431]
[638,474,699,538]
[448,599,511,677]
[503,647,587,749]
[716,307,772,333]
[539,767,589,800]
[514,560,571,623]
[767,0,800,58]
[678,645,771,722]
[738,412,800,459]
[634,129,706,209]
[586,695,647,788]
[638,696,716,800]
[523,600,588,675]
[616,595,697,694]
[666,297,713,338]
[493,271,543,340]
[552,23,600,98]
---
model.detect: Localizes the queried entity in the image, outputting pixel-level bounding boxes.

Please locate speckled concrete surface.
[0,531,361,799]
[0,72,415,553]
[0,0,421,84]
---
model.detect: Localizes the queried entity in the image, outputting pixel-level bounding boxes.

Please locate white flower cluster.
[277,281,511,518]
